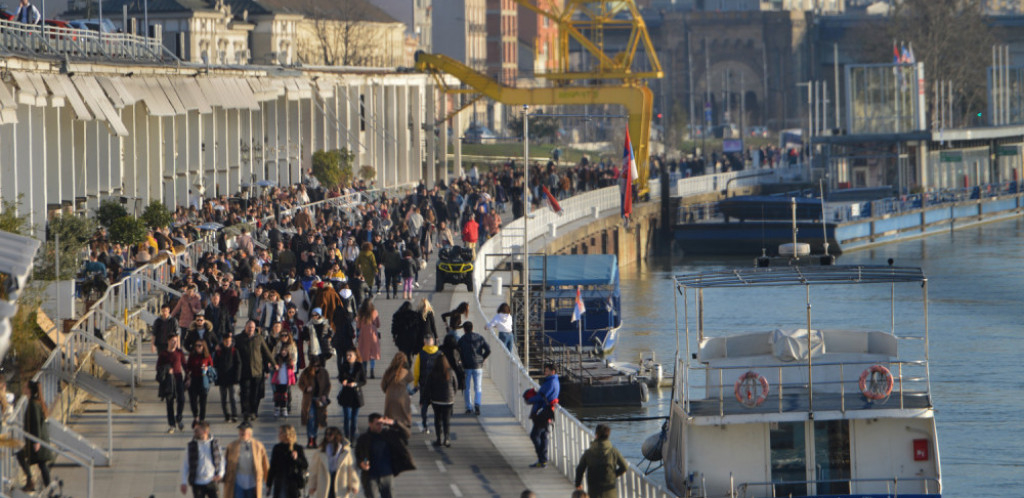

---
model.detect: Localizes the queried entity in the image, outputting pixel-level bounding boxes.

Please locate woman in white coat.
[307,426,360,498]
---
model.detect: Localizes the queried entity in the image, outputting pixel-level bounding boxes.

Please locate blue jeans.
[307,404,318,440]
[530,422,549,464]
[234,484,257,498]
[342,405,359,441]
[498,332,514,351]
[464,368,483,410]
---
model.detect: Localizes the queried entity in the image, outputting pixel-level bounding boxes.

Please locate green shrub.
[312,148,355,190]
[108,216,148,246]
[140,200,173,229]
[96,198,128,227]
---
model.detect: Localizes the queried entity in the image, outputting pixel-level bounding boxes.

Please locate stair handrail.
[1,424,94,498]
[62,329,137,404]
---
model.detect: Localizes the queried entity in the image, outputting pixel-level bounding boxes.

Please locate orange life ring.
[734,371,770,408]
[859,364,894,400]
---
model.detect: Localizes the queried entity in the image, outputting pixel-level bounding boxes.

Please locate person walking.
[456,322,490,415]
[412,298,438,350]
[399,251,416,300]
[424,357,458,447]
[267,425,308,498]
[389,301,420,361]
[527,363,560,468]
[411,335,442,433]
[380,353,413,429]
[355,414,415,498]
[16,381,52,492]
[236,320,276,422]
[486,303,514,351]
[14,0,40,25]
[307,426,359,498]
[173,285,204,335]
[355,300,381,379]
[440,302,469,336]
[158,335,188,433]
[214,334,242,423]
[298,357,331,448]
[573,424,628,498]
[152,304,180,353]
[337,349,366,442]
[186,339,215,427]
[272,330,299,417]
[178,421,225,498]
[355,242,377,292]
[183,312,218,352]
[438,334,464,393]
[224,421,270,498]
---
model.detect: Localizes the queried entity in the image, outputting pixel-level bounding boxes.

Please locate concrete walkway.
[52,251,577,498]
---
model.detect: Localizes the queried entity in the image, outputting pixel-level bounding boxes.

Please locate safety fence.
[672,164,807,198]
[470,186,671,498]
[0,19,176,63]
[1,235,216,497]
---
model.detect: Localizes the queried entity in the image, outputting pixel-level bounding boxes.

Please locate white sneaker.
[283,408,289,417]
[414,282,421,288]
[273,408,280,417]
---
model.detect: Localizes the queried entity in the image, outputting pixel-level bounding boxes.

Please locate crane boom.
[415,51,655,194]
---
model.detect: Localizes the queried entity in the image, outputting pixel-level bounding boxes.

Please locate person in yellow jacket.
[307,426,360,498]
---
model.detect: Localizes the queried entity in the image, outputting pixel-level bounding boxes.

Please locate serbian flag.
[541,185,562,214]
[571,285,586,323]
[620,129,638,221]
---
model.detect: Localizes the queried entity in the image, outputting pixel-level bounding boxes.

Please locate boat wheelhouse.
[530,254,622,354]
[664,265,941,498]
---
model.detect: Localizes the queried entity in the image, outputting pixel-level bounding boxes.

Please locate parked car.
[68,18,119,33]
[462,124,497,144]
[748,126,769,138]
[45,19,78,40]
[712,123,739,139]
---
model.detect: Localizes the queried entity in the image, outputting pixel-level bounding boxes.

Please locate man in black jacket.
[456,322,490,415]
[391,301,422,361]
[214,334,242,423]
[151,304,179,353]
[356,413,415,498]
[234,320,275,422]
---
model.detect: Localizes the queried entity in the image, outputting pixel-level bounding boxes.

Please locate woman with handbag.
[336,349,366,441]
[267,424,309,498]
[272,330,299,417]
[16,381,53,492]
[185,339,214,427]
[298,357,331,448]
[307,426,359,498]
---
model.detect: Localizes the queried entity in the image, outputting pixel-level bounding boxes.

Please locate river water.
[578,217,1024,497]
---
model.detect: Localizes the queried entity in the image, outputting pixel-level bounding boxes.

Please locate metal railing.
[1,420,95,497]
[685,359,931,418]
[672,164,807,198]
[0,19,177,63]
[471,187,671,498]
[825,180,1021,223]
[736,476,941,498]
[1,235,215,497]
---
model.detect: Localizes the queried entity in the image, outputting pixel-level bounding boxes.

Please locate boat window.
[770,422,807,496]
[814,420,851,495]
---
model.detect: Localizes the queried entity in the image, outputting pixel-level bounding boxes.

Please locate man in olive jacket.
[574,424,628,498]
[234,320,275,422]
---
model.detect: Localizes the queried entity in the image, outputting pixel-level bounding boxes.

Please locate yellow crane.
[415,0,662,193]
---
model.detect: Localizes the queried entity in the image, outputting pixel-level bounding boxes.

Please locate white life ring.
[859,364,894,400]
[734,371,770,408]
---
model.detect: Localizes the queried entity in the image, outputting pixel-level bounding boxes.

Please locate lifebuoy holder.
[859,364,894,400]
[734,370,770,408]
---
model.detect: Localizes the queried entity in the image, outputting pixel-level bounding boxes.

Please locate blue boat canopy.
[529,255,618,286]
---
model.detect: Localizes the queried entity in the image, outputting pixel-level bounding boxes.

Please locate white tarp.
[769,328,825,362]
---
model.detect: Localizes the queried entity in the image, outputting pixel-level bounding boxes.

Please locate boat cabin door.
[769,420,851,496]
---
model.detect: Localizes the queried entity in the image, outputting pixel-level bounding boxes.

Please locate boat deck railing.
[826,180,1020,223]
[682,358,932,418]
[735,476,941,498]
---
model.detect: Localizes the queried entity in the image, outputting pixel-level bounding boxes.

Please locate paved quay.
[55,255,577,497]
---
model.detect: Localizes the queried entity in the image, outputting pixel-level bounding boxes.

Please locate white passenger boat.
[663,264,941,498]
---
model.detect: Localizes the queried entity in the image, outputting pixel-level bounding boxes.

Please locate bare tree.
[888,0,996,125]
[295,0,384,66]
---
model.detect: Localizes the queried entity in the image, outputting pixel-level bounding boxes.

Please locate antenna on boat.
[819,178,830,256]
[791,197,799,260]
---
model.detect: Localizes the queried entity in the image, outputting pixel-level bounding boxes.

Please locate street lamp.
[522,104,530,371]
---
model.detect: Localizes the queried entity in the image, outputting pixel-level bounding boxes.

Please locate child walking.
[400,250,416,300]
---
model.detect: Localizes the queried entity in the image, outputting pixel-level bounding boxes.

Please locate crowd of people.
[48,159,633,497]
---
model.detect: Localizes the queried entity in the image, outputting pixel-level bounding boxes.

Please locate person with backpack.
[526,363,560,468]
[178,421,225,497]
[460,218,479,259]
[411,335,442,434]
